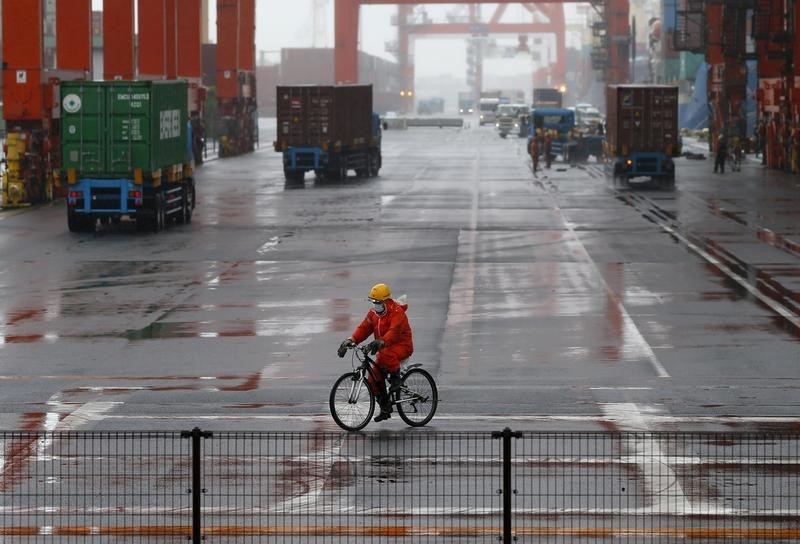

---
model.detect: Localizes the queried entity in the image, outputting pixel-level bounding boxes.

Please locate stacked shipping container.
[606,85,680,156]
[275,85,373,150]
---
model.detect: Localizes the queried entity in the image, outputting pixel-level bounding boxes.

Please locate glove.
[367,339,385,355]
[337,339,353,358]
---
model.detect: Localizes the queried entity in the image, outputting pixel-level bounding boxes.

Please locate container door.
[107,83,151,176]
[61,84,106,175]
[309,86,333,147]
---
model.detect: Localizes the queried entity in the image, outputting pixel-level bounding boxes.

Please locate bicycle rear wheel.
[330,371,375,431]
[396,368,438,427]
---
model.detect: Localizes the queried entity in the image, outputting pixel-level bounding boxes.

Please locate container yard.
[1,1,800,542]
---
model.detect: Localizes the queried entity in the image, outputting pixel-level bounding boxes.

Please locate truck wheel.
[67,208,85,232]
[284,167,303,183]
[339,161,347,181]
[136,211,150,232]
[152,193,165,232]
[178,190,189,224]
[370,152,381,177]
[184,185,194,224]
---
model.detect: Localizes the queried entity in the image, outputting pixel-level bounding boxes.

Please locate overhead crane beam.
[397,4,566,107]
[335,0,628,86]
[404,22,560,34]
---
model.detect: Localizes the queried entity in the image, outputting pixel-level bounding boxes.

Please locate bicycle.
[329,344,438,431]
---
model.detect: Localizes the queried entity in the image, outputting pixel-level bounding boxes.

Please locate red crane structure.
[1,0,92,207]
[392,3,567,113]
[675,1,797,173]
[138,0,207,164]
[103,0,135,80]
[675,1,748,155]
[1,0,209,208]
[216,0,258,158]
[753,0,794,171]
[335,0,630,91]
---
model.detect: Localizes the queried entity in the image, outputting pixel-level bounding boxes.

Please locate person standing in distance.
[337,283,414,422]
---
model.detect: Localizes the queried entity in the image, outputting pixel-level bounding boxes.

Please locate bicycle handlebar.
[343,343,374,366]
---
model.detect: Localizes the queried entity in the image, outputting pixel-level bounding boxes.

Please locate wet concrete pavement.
[0,119,798,434]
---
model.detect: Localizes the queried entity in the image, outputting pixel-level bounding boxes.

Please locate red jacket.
[350,298,414,354]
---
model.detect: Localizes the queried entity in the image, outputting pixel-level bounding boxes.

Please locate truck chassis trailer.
[61,80,195,232]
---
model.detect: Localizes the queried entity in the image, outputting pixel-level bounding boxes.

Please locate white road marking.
[96,412,800,424]
[537,180,670,378]
[657,222,800,329]
[603,403,697,514]
[268,435,345,513]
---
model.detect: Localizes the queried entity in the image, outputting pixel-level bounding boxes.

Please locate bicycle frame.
[347,347,426,407]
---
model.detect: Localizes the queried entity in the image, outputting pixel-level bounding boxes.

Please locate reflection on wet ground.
[0,124,798,435]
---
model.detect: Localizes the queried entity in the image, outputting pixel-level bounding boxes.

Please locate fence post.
[492,427,522,542]
[182,427,213,544]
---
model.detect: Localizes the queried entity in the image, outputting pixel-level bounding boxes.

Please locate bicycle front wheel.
[329,372,375,431]
[396,368,438,427]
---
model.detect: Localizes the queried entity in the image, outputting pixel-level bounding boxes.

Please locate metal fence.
[1,429,799,542]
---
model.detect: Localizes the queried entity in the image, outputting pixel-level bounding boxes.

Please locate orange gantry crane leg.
[103,0,135,80]
[2,0,92,207]
[216,0,257,157]
[604,0,629,85]
[56,0,93,74]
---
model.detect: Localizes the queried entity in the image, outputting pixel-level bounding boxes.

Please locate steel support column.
[103,0,135,80]
[334,0,359,83]
[398,5,414,111]
[56,0,92,74]
[605,0,630,84]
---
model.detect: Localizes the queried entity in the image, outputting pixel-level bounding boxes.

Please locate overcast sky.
[260,1,562,78]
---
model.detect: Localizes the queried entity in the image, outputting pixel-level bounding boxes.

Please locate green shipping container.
[61,80,188,179]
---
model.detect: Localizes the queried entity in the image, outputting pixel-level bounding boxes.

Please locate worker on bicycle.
[337,283,414,422]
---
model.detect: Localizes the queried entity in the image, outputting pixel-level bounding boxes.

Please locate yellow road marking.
[2,526,799,539]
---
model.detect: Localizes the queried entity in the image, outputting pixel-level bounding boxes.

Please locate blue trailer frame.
[282,113,382,182]
[607,151,675,189]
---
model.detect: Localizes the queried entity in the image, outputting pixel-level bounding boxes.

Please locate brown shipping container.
[606,85,679,156]
[275,85,373,149]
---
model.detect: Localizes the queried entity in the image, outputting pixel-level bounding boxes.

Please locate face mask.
[372,301,386,314]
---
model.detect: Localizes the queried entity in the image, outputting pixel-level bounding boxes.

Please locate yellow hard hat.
[368,283,391,301]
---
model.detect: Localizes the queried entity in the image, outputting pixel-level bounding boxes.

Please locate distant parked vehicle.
[458,91,475,114]
[496,104,528,138]
[479,97,501,125]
